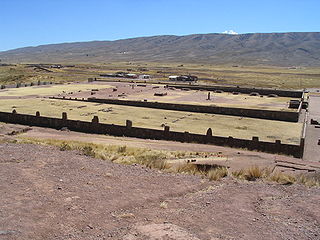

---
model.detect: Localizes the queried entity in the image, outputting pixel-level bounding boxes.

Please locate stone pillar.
[62,112,67,121]
[36,111,40,117]
[273,139,282,154]
[252,136,259,141]
[251,136,259,151]
[228,136,234,147]
[126,120,132,129]
[184,131,189,142]
[206,128,212,136]
[164,125,170,132]
[300,138,305,158]
[92,116,99,124]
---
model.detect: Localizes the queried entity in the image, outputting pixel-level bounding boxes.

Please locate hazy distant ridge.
[1,32,320,66]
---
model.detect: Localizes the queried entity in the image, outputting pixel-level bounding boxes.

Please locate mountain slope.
[1,32,320,66]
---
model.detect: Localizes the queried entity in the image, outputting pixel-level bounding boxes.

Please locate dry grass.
[0,83,111,97]
[13,137,320,187]
[174,163,202,175]
[244,166,265,181]
[231,169,246,180]
[232,166,271,181]
[269,172,296,185]
[160,201,168,209]
[16,137,228,181]
[296,173,320,187]
[232,166,320,187]
[18,137,195,170]
[207,167,228,181]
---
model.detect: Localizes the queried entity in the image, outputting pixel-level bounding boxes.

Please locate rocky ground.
[0,141,319,240]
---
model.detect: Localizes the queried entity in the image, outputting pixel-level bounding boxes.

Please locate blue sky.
[0,0,319,51]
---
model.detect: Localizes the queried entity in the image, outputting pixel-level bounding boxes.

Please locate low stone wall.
[167,84,304,98]
[0,111,304,158]
[55,97,299,122]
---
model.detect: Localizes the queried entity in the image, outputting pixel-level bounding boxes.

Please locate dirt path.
[0,143,319,240]
[303,92,320,162]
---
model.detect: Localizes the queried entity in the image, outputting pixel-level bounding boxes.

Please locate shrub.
[59,142,71,151]
[244,166,264,181]
[296,173,320,187]
[207,167,228,181]
[175,163,200,175]
[232,169,246,180]
[269,172,296,185]
[117,145,127,153]
[82,145,95,157]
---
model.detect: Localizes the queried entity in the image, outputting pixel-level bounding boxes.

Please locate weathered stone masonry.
[0,111,304,158]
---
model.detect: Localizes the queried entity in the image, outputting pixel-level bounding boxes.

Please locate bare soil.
[0,141,319,240]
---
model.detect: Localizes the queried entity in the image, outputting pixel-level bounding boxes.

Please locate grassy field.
[96,62,320,89]
[1,63,320,89]
[0,83,111,97]
[0,98,302,144]
[0,64,96,85]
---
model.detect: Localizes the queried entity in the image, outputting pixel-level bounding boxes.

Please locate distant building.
[141,74,150,79]
[100,72,138,79]
[125,73,138,79]
[169,75,198,82]
[169,75,179,81]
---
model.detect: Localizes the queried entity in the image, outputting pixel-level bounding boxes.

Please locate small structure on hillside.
[126,73,138,79]
[168,75,198,82]
[100,72,138,79]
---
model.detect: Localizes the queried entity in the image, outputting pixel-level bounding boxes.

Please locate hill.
[0,32,320,66]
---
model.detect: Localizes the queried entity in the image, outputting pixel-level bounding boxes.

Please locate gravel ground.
[0,143,319,240]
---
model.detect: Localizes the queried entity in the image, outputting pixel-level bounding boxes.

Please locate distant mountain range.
[1,32,320,66]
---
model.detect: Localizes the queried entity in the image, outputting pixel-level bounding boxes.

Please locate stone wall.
[167,84,304,98]
[0,110,304,158]
[64,97,299,122]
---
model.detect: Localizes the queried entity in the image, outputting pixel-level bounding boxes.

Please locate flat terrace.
[56,82,296,112]
[0,98,302,144]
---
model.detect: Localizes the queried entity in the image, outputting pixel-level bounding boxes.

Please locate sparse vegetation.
[207,167,228,181]
[175,163,201,175]
[13,137,320,187]
[244,166,265,181]
[269,172,296,185]
[160,201,168,209]
[1,63,320,89]
[232,166,320,187]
